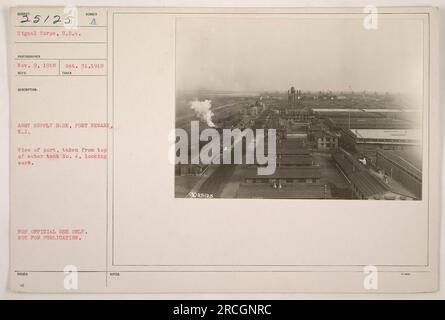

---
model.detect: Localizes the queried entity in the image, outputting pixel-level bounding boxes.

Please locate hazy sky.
[176,16,424,98]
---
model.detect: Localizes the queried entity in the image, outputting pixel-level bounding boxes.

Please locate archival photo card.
[8,6,440,293]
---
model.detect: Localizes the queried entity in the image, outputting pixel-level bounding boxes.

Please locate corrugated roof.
[276,146,310,155]
[237,183,326,199]
[312,108,363,112]
[277,155,313,165]
[245,167,321,179]
[326,117,414,129]
[377,149,422,179]
[312,130,338,140]
[349,171,389,197]
[275,141,310,155]
[362,109,402,113]
[349,129,421,141]
[331,149,366,175]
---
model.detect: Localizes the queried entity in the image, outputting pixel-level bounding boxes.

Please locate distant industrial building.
[312,108,379,119]
[283,107,310,122]
[312,130,339,150]
[307,120,339,150]
[250,106,259,116]
[288,87,302,107]
[311,108,420,120]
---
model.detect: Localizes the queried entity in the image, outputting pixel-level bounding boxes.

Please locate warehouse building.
[244,167,322,184]
[312,108,372,119]
[325,117,415,130]
[332,147,365,177]
[312,130,339,150]
[349,171,413,200]
[340,128,421,153]
[332,148,416,200]
[236,183,328,199]
[276,154,314,167]
[276,140,309,155]
[283,106,310,122]
[376,149,422,199]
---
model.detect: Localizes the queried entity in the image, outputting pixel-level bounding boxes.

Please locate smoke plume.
[189,99,215,127]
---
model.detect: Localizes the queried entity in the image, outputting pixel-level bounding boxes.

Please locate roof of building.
[377,149,422,179]
[275,146,311,155]
[285,106,309,113]
[349,171,389,197]
[285,132,308,138]
[326,117,415,129]
[312,109,382,118]
[312,130,338,140]
[350,170,415,199]
[348,129,421,141]
[279,139,307,147]
[245,167,322,179]
[236,183,327,199]
[275,140,310,155]
[277,154,313,165]
[312,108,363,112]
[176,163,205,168]
[332,149,366,175]
[313,108,416,113]
[362,109,402,113]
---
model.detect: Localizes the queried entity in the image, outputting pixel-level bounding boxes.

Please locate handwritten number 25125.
[19,14,73,25]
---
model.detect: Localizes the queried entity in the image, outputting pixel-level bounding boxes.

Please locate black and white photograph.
[174,15,424,200]
[3,4,441,297]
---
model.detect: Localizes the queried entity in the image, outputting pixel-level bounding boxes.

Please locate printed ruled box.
[15,59,59,76]
[60,59,107,76]
[14,26,106,43]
